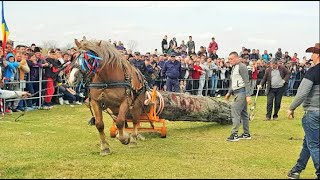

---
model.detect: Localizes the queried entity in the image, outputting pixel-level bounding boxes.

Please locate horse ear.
[98,40,102,47]
[75,39,81,48]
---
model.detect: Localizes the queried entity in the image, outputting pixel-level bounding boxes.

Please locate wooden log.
[158,91,232,125]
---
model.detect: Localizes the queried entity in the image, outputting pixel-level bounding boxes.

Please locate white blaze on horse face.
[69,68,80,84]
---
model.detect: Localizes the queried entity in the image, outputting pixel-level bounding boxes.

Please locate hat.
[6,53,14,61]
[305,43,320,54]
[34,47,41,53]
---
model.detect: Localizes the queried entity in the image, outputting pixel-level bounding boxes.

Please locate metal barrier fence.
[153,75,303,97]
[2,67,65,111]
[1,68,303,112]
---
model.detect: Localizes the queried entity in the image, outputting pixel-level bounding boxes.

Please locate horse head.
[68,37,103,85]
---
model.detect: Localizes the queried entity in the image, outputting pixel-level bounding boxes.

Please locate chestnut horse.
[68,37,148,156]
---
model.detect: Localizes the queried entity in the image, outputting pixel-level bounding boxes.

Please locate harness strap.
[86,82,132,89]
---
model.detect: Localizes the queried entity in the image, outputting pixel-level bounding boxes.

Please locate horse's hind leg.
[129,113,140,147]
[91,100,110,156]
[116,101,130,145]
[129,102,144,147]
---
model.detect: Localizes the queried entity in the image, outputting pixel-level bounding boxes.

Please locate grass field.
[0,96,316,179]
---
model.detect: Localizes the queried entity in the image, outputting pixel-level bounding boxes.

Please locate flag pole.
[1,0,7,118]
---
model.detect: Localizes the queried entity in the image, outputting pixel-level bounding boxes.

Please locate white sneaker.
[217,94,221,97]
[59,97,64,105]
[75,101,82,105]
[64,100,70,105]
[79,93,85,98]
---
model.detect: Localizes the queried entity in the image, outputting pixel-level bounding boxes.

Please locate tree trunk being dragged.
[159,92,232,125]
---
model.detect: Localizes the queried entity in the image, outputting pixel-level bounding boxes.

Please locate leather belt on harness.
[86,81,132,89]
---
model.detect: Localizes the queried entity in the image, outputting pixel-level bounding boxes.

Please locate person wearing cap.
[2,53,19,113]
[257,58,291,120]
[225,52,252,142]
[287,43,320,180]
[161,55,181,92]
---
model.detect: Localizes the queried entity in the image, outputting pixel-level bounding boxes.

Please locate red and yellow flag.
[2,1,9,55]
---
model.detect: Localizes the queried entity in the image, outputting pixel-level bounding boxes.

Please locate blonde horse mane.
[76,38,131,71]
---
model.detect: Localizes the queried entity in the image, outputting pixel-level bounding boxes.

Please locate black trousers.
[266,86,285,118]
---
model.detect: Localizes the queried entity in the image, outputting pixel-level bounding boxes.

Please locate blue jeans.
[211,75,218,95]
[291,111,319,177]
[166,78,179,92]
[286,78,296,96]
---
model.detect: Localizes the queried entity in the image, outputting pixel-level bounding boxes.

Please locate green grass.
[0,96,316,179]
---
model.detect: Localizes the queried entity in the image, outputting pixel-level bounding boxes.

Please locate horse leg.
[91,100,111,156]
[129,100,144,146]
[129,113,140,147]
[116,101,130,145]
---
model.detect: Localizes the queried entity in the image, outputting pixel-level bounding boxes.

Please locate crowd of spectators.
[0,36,314,114]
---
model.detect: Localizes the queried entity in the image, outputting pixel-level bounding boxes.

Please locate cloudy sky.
[3,1,319,58]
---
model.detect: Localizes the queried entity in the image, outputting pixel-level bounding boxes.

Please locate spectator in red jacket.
[192,60,202,95]
[208,37,219,56]
[291,53,298,63]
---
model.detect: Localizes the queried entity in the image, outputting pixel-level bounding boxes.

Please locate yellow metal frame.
[110,87,167,138]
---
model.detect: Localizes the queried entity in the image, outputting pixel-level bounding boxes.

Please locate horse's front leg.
[91,99,111,156]
[116,101,130,145]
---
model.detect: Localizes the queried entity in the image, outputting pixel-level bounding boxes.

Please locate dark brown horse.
[68,37,147,156]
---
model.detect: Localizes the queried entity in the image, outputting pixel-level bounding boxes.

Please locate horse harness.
[73,51,149,125]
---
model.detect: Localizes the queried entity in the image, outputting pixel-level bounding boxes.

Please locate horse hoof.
[120,138,130,145]
[100,148,111,156]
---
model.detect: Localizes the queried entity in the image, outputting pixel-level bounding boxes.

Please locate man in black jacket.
[258,60,291,120]
[161,35,168,54]
[249,49,259,60]
[275,48,282,61]
[42,49,62,109]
